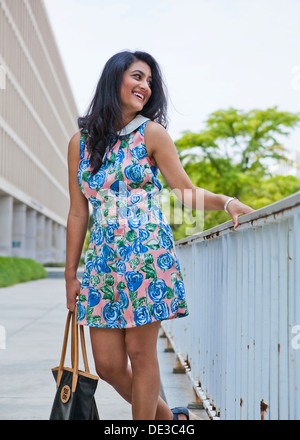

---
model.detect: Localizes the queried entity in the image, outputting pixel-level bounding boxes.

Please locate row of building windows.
[0,5,76,157]
[29,0,79,118]
[2,0,77,136]
[0,76,68,191]
[0,0,79,226]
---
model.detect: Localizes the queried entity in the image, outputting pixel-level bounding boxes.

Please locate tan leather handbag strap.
[57,310,72,387]
[56,305,90,391]
[80,324,90,373]
[71,307,79,392]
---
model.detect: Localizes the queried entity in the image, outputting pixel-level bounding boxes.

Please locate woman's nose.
[140,79,150,91]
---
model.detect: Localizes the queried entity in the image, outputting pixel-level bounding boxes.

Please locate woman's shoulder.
[68,131,82,157]
[69,131,81,144]
[143,122,170,168]
[144,120,167,138]
[144,120,169,146]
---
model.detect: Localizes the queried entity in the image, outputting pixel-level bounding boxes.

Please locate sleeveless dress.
[77,115,189,328]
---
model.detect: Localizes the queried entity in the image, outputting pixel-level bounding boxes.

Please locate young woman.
[65,50,254,420]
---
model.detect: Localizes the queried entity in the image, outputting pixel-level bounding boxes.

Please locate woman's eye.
[133,74,151,88]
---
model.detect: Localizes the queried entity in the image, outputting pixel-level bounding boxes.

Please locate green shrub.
[0,257,48,287]
[43,262,65,267]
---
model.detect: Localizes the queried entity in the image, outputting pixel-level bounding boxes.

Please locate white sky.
[44,0,300,152]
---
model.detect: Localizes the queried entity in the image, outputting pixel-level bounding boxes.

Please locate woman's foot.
[171,407,189,420]
[171,407,203,420]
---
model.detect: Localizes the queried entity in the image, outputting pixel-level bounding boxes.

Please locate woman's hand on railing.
[227,199,255,229]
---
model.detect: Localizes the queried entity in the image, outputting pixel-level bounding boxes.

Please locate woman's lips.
[133,91,145,101]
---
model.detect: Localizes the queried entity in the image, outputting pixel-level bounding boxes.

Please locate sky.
[43,0,300,152]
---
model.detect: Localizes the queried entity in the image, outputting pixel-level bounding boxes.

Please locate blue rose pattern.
[77,121,189,328]
[134,306,152,326]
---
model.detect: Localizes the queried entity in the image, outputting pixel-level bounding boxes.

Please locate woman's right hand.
[65,277,81,312]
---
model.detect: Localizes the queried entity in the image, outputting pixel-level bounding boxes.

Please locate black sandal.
[171,407,189,420]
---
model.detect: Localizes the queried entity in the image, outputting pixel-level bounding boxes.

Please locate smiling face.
[119,60,152,124]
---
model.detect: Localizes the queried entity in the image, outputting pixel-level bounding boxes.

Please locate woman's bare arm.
[64,131,89,311]
[144,122,254,228]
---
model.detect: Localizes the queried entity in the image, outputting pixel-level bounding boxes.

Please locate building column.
[26,209,37,260]
[53,222,65,262]
[36,213,46,264]
[12,202,27,258]
[44,217,52,263]
[0,195,13,256]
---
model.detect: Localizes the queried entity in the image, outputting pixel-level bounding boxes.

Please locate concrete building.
[0,0,78,263]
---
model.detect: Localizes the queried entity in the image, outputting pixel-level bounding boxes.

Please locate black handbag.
[50,306,100,420]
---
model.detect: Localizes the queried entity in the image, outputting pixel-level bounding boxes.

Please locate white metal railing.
[162,191,300,420]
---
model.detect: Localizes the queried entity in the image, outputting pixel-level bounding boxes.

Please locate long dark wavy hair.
[78,50,168,175]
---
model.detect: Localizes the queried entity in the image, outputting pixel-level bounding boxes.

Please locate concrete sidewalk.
[0,273,209,420]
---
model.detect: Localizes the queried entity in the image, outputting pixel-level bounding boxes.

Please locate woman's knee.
[125,322,161,372]
[89,327,128,384]
[126,343,158,373]
[95,359,129,384]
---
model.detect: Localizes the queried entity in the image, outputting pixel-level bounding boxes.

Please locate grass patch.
[43,262,66,267]
[0,257,48,288]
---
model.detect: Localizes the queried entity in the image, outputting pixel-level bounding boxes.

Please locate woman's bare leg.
[125,321,163,420]
[89,325,174,420]
[89,327,133,402]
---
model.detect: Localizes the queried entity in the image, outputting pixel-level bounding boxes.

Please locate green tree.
[161,106,300,240]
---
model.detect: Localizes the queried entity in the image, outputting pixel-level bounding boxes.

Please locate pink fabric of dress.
[77,115,189,328]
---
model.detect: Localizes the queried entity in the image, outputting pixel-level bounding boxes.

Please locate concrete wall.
[0,0,79,262]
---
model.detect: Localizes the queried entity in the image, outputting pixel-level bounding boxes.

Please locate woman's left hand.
[227,199,255,229]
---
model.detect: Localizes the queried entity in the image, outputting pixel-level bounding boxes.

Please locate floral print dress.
[77,115,189,328]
